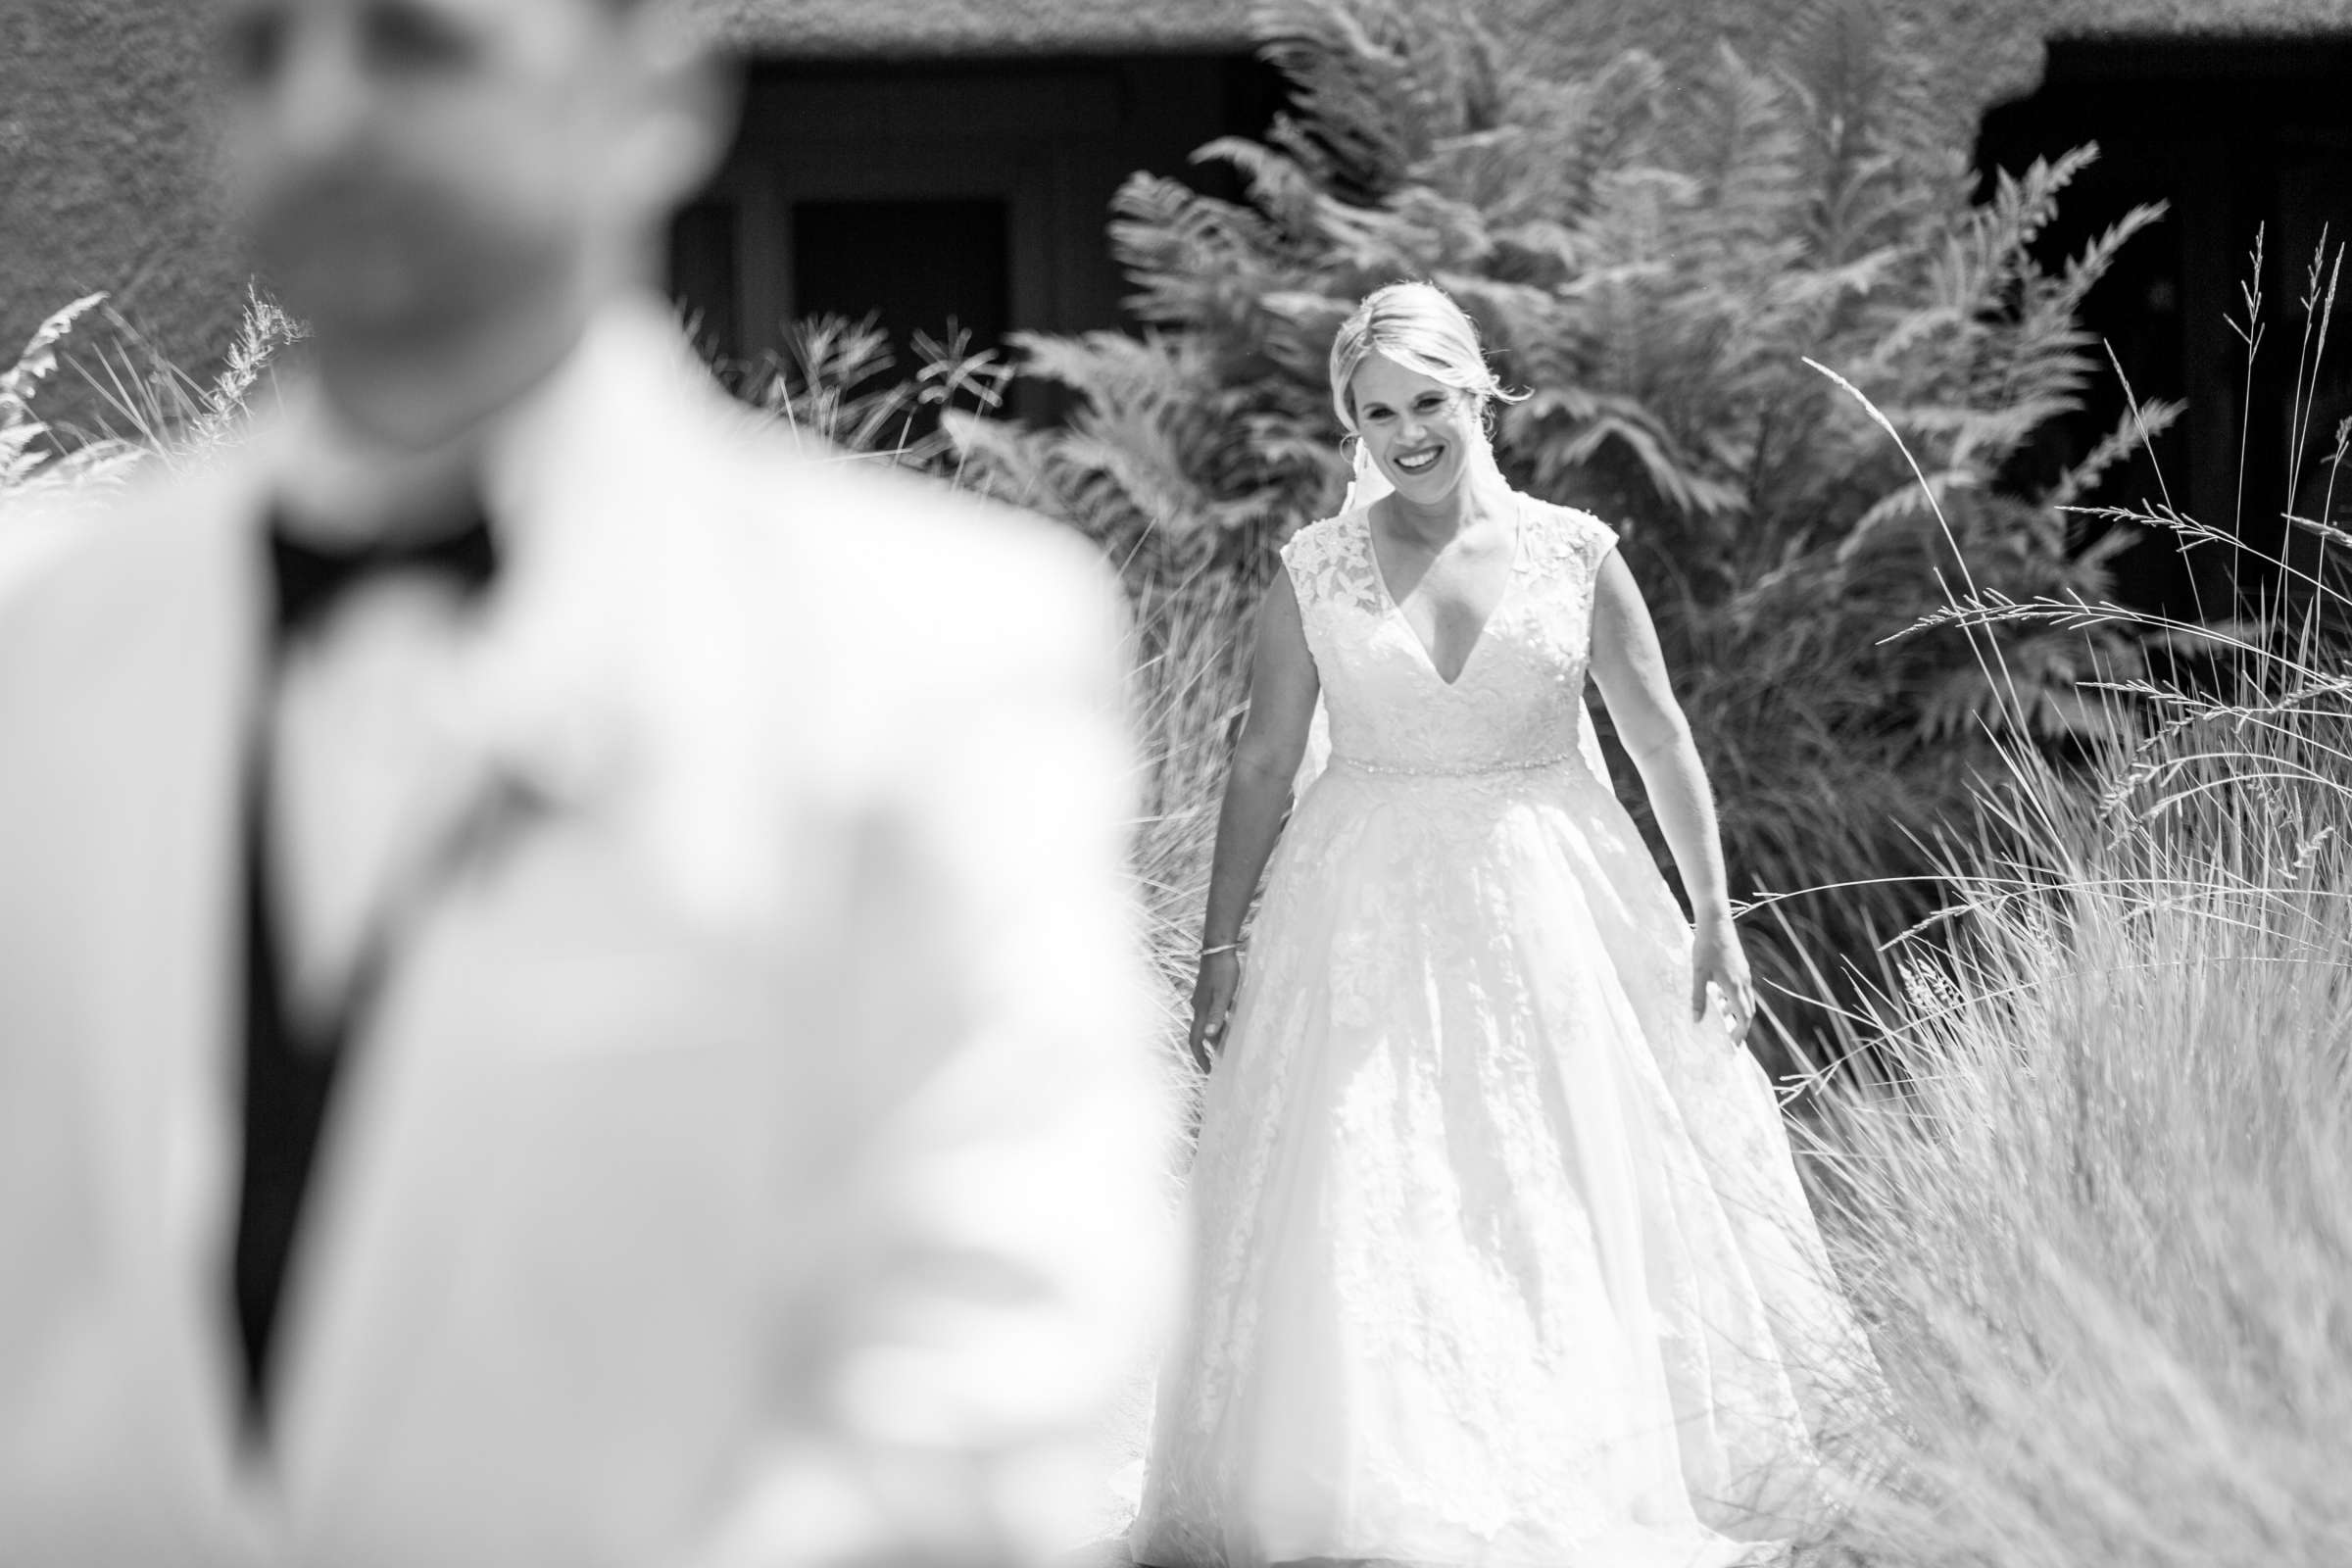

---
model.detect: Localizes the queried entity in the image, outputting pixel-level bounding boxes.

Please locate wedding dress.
[1128,495,1878,1568]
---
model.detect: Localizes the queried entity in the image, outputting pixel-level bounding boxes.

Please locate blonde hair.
[1329,280,1523,435]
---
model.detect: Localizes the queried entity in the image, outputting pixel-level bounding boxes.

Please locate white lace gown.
[1128,498,1877,1568]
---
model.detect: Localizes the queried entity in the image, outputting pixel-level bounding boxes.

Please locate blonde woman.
[1130,282,1876,1567]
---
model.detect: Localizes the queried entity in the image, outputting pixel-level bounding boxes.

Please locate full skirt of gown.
[1128,746,1879,1568]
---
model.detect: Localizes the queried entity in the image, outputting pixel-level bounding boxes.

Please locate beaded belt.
[1329,751,1578,778]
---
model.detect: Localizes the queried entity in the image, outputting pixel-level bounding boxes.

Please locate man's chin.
[264,258,418,333]
[284,265,578,365]
[287,267,518,360]
[264,243,507,343]
[301,305,460,365]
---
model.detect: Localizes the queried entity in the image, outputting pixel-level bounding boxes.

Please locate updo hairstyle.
[1328,281,1526,437]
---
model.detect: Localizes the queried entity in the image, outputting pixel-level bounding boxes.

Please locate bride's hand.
[1691,912,1757,1049]
[1188,951,1242,1074]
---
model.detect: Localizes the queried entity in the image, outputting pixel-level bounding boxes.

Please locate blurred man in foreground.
[0,0,1174,1562]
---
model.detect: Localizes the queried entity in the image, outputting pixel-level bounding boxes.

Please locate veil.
[1287,440,1610,801]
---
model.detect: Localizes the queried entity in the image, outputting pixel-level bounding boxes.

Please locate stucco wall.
[1,0,244,436]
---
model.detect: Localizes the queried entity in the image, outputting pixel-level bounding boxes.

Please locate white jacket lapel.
[0,458,281,1553]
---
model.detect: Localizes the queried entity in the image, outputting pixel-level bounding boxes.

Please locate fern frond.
[2050,397,2189,510]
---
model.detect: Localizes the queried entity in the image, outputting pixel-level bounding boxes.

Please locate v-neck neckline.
[1362,498,1526,689]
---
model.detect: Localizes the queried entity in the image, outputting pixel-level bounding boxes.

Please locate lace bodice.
[1281,498,1619,775]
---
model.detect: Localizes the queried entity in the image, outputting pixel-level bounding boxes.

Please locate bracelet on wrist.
[1200,941,1244,959]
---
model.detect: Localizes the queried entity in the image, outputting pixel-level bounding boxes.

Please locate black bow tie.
[266,502,501,643]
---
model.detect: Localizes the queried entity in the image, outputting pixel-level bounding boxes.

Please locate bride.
[1128,282,1878,1567]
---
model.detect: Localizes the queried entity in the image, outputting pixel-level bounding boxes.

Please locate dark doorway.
[792,197,1011,422]
[668,199,740,365]
[1976,38,2352,624]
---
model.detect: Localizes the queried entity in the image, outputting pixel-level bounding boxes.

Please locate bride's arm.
[1587,551,1757,1036]
[1200,569,1320,946]
[1189,568,1320,1061]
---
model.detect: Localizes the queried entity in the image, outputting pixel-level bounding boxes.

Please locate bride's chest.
[1319,570,1592,696]
[1389,536,1513,622]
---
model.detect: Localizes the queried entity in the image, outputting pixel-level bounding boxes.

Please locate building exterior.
[2,0,2346,563]
[0,0,1271,436]
[665,48,1283,422]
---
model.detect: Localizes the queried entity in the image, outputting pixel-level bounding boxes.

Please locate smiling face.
[1348,352,1486,504]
